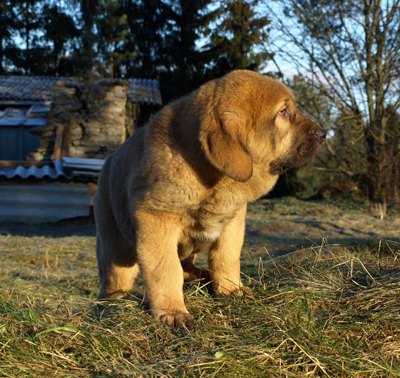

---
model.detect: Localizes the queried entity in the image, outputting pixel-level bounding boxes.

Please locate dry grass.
[1,201,400,377]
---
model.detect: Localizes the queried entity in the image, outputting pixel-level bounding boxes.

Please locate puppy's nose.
[315,128,326,142]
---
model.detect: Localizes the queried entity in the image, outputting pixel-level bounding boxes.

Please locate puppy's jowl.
[94,70,326,329]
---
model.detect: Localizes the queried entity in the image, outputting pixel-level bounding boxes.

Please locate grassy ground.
[0,198,399,377]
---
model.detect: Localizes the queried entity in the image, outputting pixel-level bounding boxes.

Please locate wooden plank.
[53,124,64,160]
[61,124,70,157]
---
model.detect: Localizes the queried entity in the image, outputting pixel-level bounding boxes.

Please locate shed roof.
[0,75,162,105]
[0,76,75,102]
[127,78,162,105]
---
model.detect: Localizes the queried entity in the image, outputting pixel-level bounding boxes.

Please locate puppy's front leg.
[208,205,247,296]
[134,210,194,329]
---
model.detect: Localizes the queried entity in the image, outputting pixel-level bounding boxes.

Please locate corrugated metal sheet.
[0,184,90,223]
[0,160,73,180]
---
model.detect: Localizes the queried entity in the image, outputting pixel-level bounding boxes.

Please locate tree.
[71,0,99,74]
[9,0,44,74]
[381,105,400,203]
[41,3,80,75]
[275,74,336,198]
[203,0,272,79]
[0,1,80,75]
[267,0,400,201]
[121,0,273,104]
[121,0,171,79]
[158,0,220,101]
[94,0,136,78]
[0,1,16,74]
[121,0,218,102]
[289,74,367,180]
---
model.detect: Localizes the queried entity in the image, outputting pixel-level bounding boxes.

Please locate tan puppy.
[94,70,326,329]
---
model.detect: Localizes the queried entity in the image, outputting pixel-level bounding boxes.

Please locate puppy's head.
[198,70,326,182]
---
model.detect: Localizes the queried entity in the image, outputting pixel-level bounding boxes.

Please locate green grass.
[1,202,400,377]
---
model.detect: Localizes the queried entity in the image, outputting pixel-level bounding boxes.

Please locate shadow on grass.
[0,213,96,237]
[245,215,400,258]
[246,228,400,250]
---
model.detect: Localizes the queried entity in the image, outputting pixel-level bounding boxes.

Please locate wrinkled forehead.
[253,78,297,114]
[260,77,295,102]
[214,71,297,114]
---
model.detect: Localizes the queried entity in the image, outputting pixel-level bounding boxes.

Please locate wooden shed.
[0,75,162,161]
[0,75,162,223]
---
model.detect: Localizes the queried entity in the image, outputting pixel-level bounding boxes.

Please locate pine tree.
[69,0,99,76]
[94,0,136,78]
[121,0,170,79]
[8,0,43,74]
[203,0,272,78]
[41,3,80,75]
[0,1,16,74]
[158,0,217,101]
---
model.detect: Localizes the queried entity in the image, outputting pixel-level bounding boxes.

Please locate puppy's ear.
[199,110,253,183]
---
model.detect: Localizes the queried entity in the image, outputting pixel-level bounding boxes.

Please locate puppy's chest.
[177,209,235,259]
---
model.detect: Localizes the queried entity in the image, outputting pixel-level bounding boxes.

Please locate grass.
[1,200,400,377]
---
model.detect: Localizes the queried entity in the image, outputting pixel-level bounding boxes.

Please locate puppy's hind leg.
[96,228,139,300]
[94,155,140,300]
[95,193,139,300]
[181,255,211,283]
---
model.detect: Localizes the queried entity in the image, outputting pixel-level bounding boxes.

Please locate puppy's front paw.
[215,283,251,297]
[157,311,195,330]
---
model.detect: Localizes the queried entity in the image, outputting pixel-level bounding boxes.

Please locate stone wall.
[31,79,137,160]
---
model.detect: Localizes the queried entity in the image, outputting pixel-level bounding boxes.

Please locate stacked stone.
[30,79,133,160]
[72,80,130,158]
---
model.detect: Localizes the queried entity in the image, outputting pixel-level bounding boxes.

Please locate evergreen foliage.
[0,0,272,101]
[203,0,272,79]
[95,0,136,78]
[2,0,399,202]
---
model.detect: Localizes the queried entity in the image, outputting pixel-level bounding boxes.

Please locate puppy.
[94,70,326,329]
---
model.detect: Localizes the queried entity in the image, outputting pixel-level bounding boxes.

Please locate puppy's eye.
[278,109,288,116]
